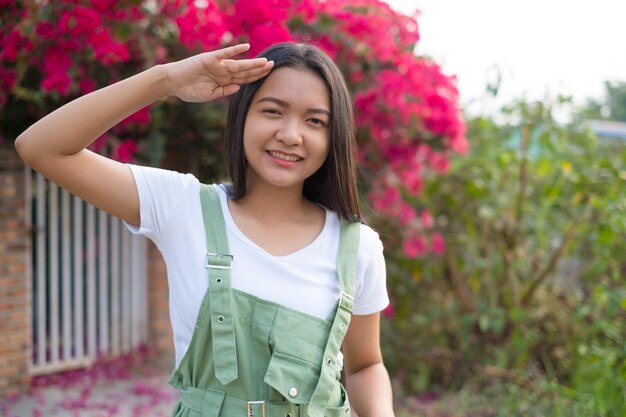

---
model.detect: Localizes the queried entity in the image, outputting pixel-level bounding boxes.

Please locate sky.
[385,0,626,114]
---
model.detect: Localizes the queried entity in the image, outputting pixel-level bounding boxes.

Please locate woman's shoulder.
[357,222,384,251]
[326,212,383,256]
[128,164,200,190]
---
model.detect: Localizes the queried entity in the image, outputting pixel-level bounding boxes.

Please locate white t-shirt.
[125,165,389,367]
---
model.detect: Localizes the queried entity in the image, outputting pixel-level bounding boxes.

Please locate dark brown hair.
[225,42,361,222]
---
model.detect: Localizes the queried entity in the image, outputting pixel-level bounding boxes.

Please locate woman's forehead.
[254,67,330,110]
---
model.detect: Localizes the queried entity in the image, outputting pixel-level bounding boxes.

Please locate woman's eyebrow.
[257,96,330,116]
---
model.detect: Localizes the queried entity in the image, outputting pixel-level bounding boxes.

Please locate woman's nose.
[276,119,302,145]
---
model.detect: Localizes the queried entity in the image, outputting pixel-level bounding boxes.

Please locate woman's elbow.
[15,130,42,167]
[14,134,32,163]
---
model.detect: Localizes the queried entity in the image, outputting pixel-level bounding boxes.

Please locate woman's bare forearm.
[346,362,395,417]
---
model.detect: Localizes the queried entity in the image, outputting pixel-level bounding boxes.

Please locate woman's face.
[242,66,331,191]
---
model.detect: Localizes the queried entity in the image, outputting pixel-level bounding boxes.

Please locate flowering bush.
[0,0,466,258]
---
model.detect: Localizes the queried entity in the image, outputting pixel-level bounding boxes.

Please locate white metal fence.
[26,169,148,376]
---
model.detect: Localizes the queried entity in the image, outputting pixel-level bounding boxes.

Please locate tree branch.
[444,248,476,312]
[510,124,531,250]
[521,197,594,305]
[498,125,531,306]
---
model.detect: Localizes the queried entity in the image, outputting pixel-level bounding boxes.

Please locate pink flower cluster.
[8,1,137,96]
[355,59,467,180]
[222,0,296,56]
[2,0,468,259]
[163,0,227,51]
[369,184,445,257]
[315,0,419,62]
[0,2,30,106]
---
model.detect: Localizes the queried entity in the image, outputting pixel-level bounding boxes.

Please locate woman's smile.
[267,150,303,163]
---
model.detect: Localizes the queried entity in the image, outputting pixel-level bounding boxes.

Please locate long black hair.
[225,42,361,222]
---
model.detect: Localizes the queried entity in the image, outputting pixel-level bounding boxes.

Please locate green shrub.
[380,96,626,415]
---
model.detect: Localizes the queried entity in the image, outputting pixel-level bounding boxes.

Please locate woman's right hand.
[163,43,274,102]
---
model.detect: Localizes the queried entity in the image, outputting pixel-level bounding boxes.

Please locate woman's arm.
[343,312,395,417]
[15,43,273,227]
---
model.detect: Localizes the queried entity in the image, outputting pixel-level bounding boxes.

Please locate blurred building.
[588,119,626,144]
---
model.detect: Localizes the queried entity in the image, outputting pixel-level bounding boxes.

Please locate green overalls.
[169,184,360,417]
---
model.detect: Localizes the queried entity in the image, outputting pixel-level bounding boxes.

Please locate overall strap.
[199,184,238,385]
[308,221,360,417]
[337,221,360,296]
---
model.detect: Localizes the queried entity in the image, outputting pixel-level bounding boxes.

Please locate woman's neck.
[233,181,314,224]
[227,181,327,256]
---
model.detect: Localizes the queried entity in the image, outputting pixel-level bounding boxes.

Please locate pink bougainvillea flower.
[59,6,102,37]
[291,0,317,23]
[400,164,423,195]
[41,48,72,94]
[88,29,130,64]
[400,203,416,226]
[247,22,294,56]
[349,69,365,83]
[221,0,295,56]
[403,235,427,258]
[317,0,419,62]
[312,35,339,59]
[91,0,117,13]
[173,0,227,51]
[369,185,401,214]
[113,139,138,163]
[449,130,470,154]
[224,0,291,30]
[0,66,16,89]
[35,22,57,40]
[426,151,450,173]
[419,209,434,229]
[78,76,96,94]
[431,232,445,255]
[119,106,151,128]
[1,30,30,62]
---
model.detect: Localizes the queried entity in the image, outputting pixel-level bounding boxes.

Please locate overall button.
[216,277,223,284]
[288,387,298,398]
[217,315,225,323]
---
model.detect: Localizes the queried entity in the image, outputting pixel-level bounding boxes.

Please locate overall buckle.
[205,253,234,269]
[247,400,266,417]
[339,291,354,313]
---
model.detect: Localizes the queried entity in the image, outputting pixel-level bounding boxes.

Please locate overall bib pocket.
[264,351,321,403]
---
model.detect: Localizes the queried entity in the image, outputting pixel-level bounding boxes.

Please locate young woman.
[16,42,394,417]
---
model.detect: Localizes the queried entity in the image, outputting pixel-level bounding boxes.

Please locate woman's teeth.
[269,151,301,162]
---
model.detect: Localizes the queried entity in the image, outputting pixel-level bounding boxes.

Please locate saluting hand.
[163,43,274,102]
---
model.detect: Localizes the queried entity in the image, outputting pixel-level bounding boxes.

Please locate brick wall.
[0,144,31,400]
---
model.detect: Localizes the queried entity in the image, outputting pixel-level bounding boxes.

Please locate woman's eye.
[308,118,327,127]
[262,108,281,115]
